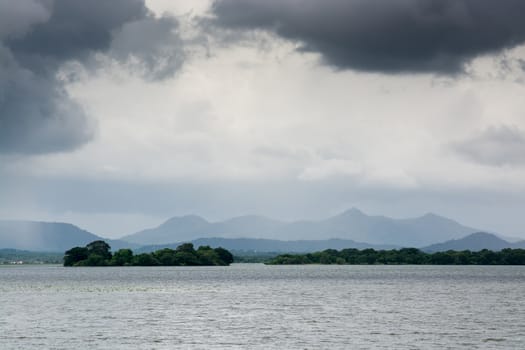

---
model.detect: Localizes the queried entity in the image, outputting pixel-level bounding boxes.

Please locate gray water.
[1,264,524,349]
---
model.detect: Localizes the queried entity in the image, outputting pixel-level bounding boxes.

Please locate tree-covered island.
[64,240,234,267]
[266,247,525,265]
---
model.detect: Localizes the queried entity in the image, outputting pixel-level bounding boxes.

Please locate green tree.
[63,241,234,267]
[77,253,107,266]
[154,248,177,266]
[453,250,472,265]
[111,249,134,266]
[173,251,201,266]
[501,248,525,265]
[196,246,219,265]
[63,247,89,266]
[214,247,234,265]
[132,253,160,266]
[477,249,499,265]
[398,248,425,264]
[86,240,112,260]
[176,243,196,253]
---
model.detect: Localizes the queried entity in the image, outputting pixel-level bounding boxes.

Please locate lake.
[1,264,524,349]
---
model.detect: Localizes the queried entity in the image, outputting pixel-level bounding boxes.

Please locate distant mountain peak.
[468,232,498,239]
[418,212,457,223]
[340,207,366,216]
[181,214,207,220]
[422,232,520,252]
[163,215,208,225]
[122,208,482,247]
[0,220,133,252]
[224,214,277,222]
[419,212,456,221]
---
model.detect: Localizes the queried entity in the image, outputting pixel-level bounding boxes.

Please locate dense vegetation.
[266,247,525,265]
[64,240,234,267]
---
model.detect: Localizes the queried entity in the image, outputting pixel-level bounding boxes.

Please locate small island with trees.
[266,247,525,265]
[63,240,234,267]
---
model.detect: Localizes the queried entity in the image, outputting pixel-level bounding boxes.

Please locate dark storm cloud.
[0,0,182,154]
[453,125,525,166]
[210,0,525,74]
[7,0,148,65]
[0,45,93,154]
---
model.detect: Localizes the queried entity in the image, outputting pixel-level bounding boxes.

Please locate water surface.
[1,264,524,349]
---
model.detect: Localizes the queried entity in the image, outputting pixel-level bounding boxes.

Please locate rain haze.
[2,0,525,239]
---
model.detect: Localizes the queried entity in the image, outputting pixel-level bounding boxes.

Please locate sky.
[1,0,525,239]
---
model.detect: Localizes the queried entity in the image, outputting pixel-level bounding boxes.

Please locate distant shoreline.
[266,247,525,265]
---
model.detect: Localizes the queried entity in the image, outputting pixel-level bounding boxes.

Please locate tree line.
[266,247,525,265]
[64,240,234,267]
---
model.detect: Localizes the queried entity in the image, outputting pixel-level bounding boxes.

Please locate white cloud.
[7,37,525,191]
[299,159,362,181]
[453,125,525,166]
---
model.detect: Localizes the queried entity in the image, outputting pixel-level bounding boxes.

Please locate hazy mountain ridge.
[137,237,399,254]
[137,233,525,254]
[0,211,517,254]
[123,208,479,247]
[423,232,525,252]
[0,221,134,252]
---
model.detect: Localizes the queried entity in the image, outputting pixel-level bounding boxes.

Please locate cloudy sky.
[1,0,525,239]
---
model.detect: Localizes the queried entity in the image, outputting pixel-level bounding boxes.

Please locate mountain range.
[137,238,399,254]
[123,208,478,247]
[1,209,523,253]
